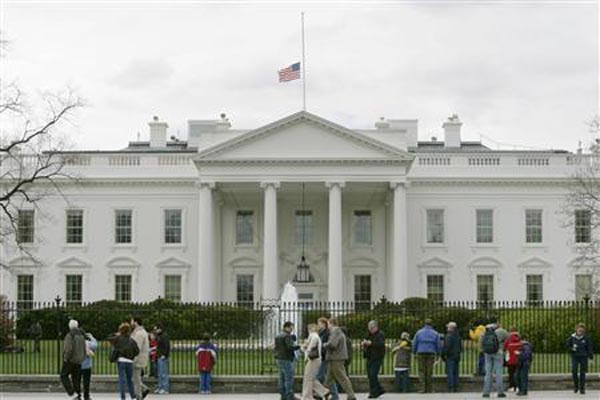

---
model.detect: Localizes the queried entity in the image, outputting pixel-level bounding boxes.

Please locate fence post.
[54,295,62,375]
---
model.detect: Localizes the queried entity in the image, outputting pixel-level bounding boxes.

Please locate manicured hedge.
[15,299,266,340]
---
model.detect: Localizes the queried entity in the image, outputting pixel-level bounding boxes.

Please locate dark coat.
[441,330,462,361]
[156,331,170,358]
[274,330,299,361]
[63,328,86,364]
[567,333,593,359]
[110,334,140,360]
[364,329,386,360]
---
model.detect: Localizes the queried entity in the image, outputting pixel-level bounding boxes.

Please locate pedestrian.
[504,328,522,392]
[480,318,508,398]
[300,323,329,400]
[154,324,171,395]
[30,321,42,353]
[80,331,98,400]
[412,318,441,394]
[275,321,300,400]
[316,317,338,400]
[441,321,462,393]
[391,332,411,393]
[567,322,594,395]
[341,326,353,374]
[196,332,218,394]
[130,316,150,400]
[60,319,87,400]
[361,320,385,399]
[516,335,533,397]
[149,332,158,378]
[109,322,140,400]
[323,317,356,400]
[469,320,486,376]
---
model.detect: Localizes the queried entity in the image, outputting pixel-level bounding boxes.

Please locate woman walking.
[110,322,140,400]
[301,324,330,400]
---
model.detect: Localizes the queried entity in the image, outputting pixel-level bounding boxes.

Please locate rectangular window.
[526,274,543,302]
[525,209,543,243]
[236,274,254,306]
[353,210,372,245]
[476,209,494,243]
[477,274,494,302]
[575,274,593,300]
[66,209,84,244]
[235,210,254,245]
[426,275,444,303]
[164,209,182,244]
[295,210,313,245]
[17,275,34,310]
[164,275,182,302]
[17,210,35,244]
[115,275,132,302]
[66,274,83,306]
[575,210,591,243]
[354,275,372,310]
[115,209,133,244]
[426,209,444,244]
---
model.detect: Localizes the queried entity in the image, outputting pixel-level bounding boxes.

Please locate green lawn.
[0,340,594,376]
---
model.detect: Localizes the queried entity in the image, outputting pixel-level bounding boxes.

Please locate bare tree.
[0,39,84,257]
[561,119,600,300]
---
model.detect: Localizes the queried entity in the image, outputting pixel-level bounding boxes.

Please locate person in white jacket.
[131,317,150,400]
[301,324,330,400]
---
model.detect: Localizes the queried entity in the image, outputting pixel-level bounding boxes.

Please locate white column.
[390,181,409,302]
[198,181,216,302]
[326,181,345,303]
[261,181,280,300]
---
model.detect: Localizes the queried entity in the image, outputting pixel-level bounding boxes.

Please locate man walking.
[60,319,87,400]
[412,318,441,394]
[441,321,462,392]
[361,320,385,398]
[131,317,150,399]
[316,317,338,400]
[154,325,170,395]
[274,321,300,400]
[323,317,356,400]
[480,318,508,398]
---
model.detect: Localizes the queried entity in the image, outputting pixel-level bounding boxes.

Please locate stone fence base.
[0,374,597,393]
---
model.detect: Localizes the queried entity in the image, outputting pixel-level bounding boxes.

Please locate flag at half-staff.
[278,62,301,82]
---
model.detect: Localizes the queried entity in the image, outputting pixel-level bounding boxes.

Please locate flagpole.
[301,12,306,111]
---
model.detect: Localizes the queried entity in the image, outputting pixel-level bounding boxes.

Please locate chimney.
[149,115,168,147]
[443,114,462,148]
[216,113,231,132]
[375,117,390,130]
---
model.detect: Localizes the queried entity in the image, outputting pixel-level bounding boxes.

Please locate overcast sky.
[1,0,598,152]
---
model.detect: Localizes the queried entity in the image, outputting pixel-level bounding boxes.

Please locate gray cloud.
[110,58,174,90]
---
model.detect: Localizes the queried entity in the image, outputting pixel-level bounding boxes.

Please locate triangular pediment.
[106,257,140,268]
[7,256,42,268]
[196,111,413,162]
[156,257,191,269]
[56,256,92,269]
[518,257,552,269]
[418,257,453,269]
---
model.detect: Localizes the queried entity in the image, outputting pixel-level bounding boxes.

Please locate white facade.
[0,111,593,305]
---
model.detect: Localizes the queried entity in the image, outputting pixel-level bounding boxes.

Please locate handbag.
[109,348,119,363]
[307,345,319,360]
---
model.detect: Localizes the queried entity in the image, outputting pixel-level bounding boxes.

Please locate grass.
[0,340,594,376]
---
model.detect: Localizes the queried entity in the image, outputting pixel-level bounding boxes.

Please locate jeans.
[157,357,170,392]
[395,370,410,392]
[446,357,459,390]
[507,364,518,389]
[81,367,91,399]
[366,358,384,396]
[200,371,212,392]
[317,358,338,399]
[117,362,135,400]
[483,352,504,395]
[60,361,82,396]
[572,355,589,391]
[518,362,529,394]
[276,359,295,400]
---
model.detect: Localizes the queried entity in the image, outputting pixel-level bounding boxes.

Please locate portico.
[193,111,414,303]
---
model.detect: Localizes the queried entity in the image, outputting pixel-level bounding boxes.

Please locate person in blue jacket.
[567,323,594,394]
[412,318,441,394]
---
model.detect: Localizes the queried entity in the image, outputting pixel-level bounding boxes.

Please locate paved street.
[0,392,599,400]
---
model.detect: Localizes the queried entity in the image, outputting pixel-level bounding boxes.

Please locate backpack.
[123,338,140,360]
[197,346,215,372]
[519,342,533,364]
[482,329,500,354]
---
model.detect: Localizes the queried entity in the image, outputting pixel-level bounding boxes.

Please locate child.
[517,335,533,396]
[196,332,217,394]
[504,328,522,391]
[149,331,158,378]
[391,331,411,392]
[80,331,98,400]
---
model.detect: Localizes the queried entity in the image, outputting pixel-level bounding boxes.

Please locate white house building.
[0,111,595,306]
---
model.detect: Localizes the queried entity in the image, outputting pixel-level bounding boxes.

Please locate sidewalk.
[0,392,599,400]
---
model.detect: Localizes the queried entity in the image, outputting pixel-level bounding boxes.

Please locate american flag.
[278,62,301,82]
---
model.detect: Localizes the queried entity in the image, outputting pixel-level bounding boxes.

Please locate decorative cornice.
[194,158,409,166]
[410,177,573,187]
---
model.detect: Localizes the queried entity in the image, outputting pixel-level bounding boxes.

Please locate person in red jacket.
[504,328,522,392]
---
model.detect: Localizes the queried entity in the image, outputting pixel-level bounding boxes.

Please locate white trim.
[63,208,87,249]
[111,207,136,250]
[422,207,447,248]
[160,207,187,249]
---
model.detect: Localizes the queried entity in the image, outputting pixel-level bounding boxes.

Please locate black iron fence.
[1,297,599,376]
